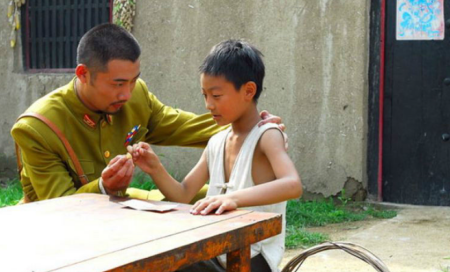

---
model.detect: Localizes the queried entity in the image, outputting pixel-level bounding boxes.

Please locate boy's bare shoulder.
[258,126,285,153]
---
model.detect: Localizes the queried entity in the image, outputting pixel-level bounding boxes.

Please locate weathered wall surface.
[0,0,74,178]
[0,0,370,198]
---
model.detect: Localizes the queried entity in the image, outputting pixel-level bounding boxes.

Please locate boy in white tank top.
[128,40,302,272]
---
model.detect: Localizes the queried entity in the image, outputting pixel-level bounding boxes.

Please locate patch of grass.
[285,225,329,249]
[129,171,157,191]
[129,170,181,191]
[285,198,397,248]
[286,198,365,228]
[365,206,398,219]
[0,179,23,207]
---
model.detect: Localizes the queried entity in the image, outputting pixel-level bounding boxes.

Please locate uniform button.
[104,151,111,158]
[101,121,107,128]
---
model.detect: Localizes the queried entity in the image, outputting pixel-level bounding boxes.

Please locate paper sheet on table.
[119,199,178,212]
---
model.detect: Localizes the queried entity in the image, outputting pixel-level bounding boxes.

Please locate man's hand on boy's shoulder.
[258,110,288,150]
[258,110,285,130]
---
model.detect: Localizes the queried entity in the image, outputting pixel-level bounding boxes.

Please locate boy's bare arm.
[129,143,209,203]
[191,129,302,215]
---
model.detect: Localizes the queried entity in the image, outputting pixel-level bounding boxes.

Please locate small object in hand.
[126,153,132,159]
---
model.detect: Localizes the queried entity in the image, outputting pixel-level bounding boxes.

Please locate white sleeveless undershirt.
[205,123,286,272]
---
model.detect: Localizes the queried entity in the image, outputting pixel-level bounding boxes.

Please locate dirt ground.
[279,203,450,272]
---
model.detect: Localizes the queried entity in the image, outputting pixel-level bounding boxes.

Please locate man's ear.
[243,81,257,101]
[75,64,89,84]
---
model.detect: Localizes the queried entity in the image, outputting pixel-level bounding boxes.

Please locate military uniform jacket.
[11,78,221,202]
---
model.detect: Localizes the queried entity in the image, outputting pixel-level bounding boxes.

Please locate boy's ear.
[75,64,90,84]
[243,81,257,101]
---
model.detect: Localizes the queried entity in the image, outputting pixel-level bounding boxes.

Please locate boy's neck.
[230,106,261,135]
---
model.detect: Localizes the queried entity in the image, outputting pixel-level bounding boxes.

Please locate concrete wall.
[0,0,370,199]
[0,0,74,179]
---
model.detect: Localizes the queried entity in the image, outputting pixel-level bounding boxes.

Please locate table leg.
[226,245,251,272]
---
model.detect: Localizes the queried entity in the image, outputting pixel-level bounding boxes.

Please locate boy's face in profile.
[200,73,253,126]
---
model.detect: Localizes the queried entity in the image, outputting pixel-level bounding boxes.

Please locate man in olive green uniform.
[11,24,281,202]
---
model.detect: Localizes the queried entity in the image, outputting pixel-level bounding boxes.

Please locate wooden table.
[0,194,281,272]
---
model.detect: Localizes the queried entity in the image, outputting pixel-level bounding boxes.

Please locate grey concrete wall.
[0,0,74,178]
[0,0,370,198]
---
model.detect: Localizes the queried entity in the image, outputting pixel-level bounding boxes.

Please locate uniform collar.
[64,77,113,129]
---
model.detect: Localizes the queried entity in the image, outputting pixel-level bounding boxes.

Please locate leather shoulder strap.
[15,112,89,185]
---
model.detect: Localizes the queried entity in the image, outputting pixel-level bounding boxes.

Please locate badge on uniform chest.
[124,124,141,146]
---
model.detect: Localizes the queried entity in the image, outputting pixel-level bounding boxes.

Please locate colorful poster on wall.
[397,0,445,40]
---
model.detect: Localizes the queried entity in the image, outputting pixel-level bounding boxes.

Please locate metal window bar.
[22,0,112,72]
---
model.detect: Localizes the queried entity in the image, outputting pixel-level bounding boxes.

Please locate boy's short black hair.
[199,39,265,102]
[77,23,141,75]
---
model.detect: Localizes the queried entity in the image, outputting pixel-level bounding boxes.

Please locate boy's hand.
[127,142,161,175]
[190,195,238,215]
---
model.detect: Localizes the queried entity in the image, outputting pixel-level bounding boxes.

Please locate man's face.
[200,73,249,126]
[83,59,141,114]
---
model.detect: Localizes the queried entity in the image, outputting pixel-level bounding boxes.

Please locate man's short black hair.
[199,39,265,102]
[77,23,141,74]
